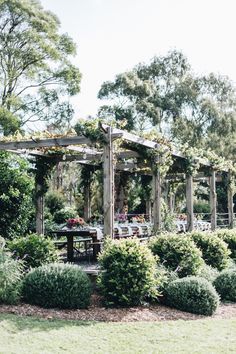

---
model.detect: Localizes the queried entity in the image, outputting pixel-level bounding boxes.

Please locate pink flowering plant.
[66,217,85,229]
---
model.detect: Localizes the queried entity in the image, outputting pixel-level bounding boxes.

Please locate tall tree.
[98,50,236,160]
[0,0,81,134]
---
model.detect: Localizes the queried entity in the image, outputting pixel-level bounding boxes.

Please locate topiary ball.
[165,276,219,316]
[22,263,91,309]
[98,238,158,307]
[213,269,236,302]
[190,231,230,270]
[149,234,203,277]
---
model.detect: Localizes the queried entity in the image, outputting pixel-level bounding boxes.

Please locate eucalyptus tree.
[98,50,236,160]
[0,0,81,134]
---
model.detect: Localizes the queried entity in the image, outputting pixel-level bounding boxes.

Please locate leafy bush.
[156,265,179,298]
[8,234,58,270]
[53,207,77,224]
[150,234,203,277]
[198,264,219,283]
[0,152,34,239]
[98,238,158,307]
[165,276,219,315]
[190,231,230,270]
[213,270,236,302]
[23,263,91,309]
[0,249,24,304]
[45,191,65,215]
[215,229,236,262]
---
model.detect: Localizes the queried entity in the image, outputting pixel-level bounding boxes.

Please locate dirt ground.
[0,295,235,322]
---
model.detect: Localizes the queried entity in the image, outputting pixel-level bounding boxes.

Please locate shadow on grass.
[0,313,94,333]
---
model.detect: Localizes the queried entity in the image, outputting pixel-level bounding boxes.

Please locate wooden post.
[146,199,152,223]
[228,172,234,229]
[186,174,194,232]
[210,170,217,231]
[84,181,91,222]
[36,183,44,235]
[103,127,114,238]
[153,171,161,233]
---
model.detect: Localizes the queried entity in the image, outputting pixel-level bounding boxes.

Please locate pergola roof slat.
[0,136,90,150]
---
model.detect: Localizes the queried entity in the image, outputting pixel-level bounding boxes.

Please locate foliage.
[32,156,58,196]
[8,233,58,270]
[45,191,65,215]
[0,152,34,239]
[98,50,236,162]
[22,263,91,309]
[74,119,106,145]
[53,207,77,224]
[165,276,219,316]
[190,231,230,270]
[0,249,24,304]
[149,234,203,277]
[213,270,236,302]
[198,264,219,283]
[98,238,158,307]
[0,0,81,130]
[215,229,236,262]
[155,265,179,298]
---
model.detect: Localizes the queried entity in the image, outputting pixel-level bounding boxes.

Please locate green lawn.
[0,314,235,354]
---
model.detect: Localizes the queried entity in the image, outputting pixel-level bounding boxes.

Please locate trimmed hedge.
[190,231,230,270]
[8,234,58,270]
[22,263,91,309]
[150,234,203,277]
[215,229,236,262]
[98,238,158,307]
[165,276,219,315]
[213,269,236,302]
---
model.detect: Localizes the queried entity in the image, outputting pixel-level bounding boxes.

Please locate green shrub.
[150,234,203,277]
[215,229,236,262]
[166,276,219,315]
[23,263,91,309]
[0,249,23,304]
[213,270,236,302]
[190,231,230,270]
[156,265,179,298]
[0,152,34,240]
[53,207,77,224]
[45,191,65,215]
[8,234,58,270]
[98,238,158,307]
[198,264,219,283]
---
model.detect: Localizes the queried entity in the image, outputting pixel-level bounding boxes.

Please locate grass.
[0,314,235,354]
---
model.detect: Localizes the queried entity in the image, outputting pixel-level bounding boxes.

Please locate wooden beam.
[186,175,194,231]
[227,172,234,229]
[35,184,44,235]
[153,172,161,233]
[84,182,91,222]
[0,136,90,150]
[103,127,114,238]
[210,170,217,231]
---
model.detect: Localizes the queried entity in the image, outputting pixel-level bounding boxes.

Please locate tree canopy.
[98,50,236,161]
[0,0,81,134]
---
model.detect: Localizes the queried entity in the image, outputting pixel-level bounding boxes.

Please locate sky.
[40,0,236,121]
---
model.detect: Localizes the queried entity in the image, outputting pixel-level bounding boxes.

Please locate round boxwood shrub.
[165,276,219,315]
[215,229,236,262]
[8,233,58,270]
[22,263,91,309]
[190,231,230,270]
[149,234,203,277]
[98,238,158,307]
[213,270,236,302]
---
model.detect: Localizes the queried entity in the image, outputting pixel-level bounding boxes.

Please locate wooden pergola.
[0,124,234,236]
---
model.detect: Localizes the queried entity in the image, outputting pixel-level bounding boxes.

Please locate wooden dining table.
[53,228,99,262]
